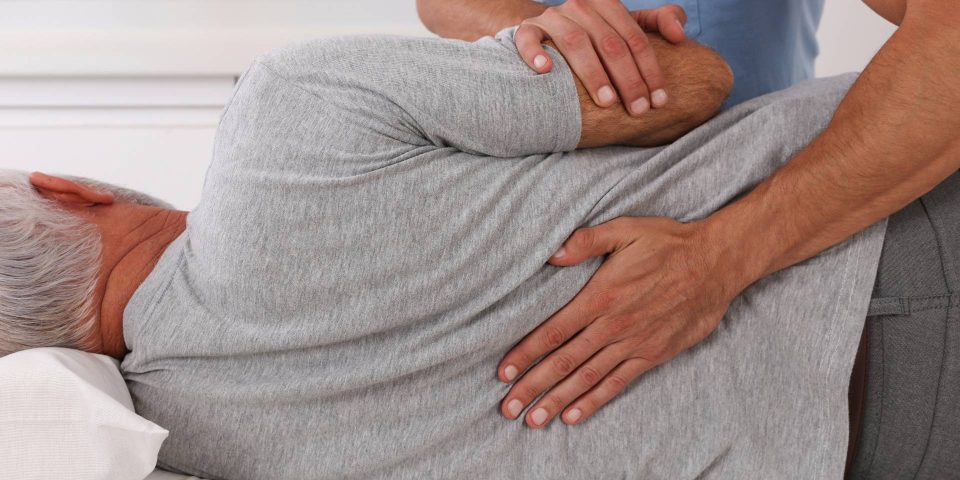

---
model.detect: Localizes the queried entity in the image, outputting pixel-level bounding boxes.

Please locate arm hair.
[571,36,734,148]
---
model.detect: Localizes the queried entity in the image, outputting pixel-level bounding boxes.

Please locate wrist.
[691,200,783,296]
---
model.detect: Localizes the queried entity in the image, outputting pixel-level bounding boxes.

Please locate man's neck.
[96,207,188,359]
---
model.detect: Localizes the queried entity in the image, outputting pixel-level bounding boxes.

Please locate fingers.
[634,5,687,43]
[498,291,597,383]
[564,1,652,115]
[656,5,688,43]
[513,344,625,428]
[562,356,655,425]
[547,218,636,267]
[519,1,682,113]
[499,329,608,422]
[529,12,618,108]
[515,24,554,74]
[594,13,660,109]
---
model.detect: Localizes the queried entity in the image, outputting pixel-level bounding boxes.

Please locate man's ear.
[28,172,115,207]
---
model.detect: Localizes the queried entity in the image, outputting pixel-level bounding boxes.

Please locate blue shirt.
[538,0,825,106]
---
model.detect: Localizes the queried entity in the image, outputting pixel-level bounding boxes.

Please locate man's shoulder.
[255,35,468,81]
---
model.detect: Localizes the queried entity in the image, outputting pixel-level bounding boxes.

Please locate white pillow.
[0,347,168,480]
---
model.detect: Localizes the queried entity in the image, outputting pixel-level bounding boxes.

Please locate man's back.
[121,32,884,479]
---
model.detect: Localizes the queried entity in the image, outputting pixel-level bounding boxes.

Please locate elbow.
[681,42,734,127]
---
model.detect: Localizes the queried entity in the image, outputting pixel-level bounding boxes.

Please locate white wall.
[0,0,898,209]
[816,0,896,77]
[0,1,430,209]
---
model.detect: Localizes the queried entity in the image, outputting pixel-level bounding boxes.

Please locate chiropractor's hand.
[516,1,687,116]
[498,217,751,428]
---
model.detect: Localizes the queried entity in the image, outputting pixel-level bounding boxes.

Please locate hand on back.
[516,0,687,116]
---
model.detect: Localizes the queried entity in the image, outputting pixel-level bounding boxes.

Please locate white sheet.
[0,348,168,480]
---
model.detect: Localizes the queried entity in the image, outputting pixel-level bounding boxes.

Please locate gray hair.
[0,169,169,357]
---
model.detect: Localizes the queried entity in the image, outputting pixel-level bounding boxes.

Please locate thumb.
[515,23,554,74]
[548,220,634,267]
[633,6,687,43]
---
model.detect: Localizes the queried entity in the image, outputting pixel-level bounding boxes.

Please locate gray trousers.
[848,170,960,479]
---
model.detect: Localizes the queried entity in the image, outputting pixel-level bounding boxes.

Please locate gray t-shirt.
[121,29,885,480]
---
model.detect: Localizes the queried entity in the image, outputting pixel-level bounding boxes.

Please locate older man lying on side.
[1,29,884,479]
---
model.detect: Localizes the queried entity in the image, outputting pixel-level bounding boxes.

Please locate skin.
[28,172,186,360]
[573,35,732,148]
[417,0,686,114]
[463,0,960,429]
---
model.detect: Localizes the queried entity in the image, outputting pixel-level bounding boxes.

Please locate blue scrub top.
[538,0,825,106]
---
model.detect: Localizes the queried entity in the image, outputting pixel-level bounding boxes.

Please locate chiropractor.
[419,0,960,477]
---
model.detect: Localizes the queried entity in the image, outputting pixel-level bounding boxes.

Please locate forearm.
[416,0,545,41]
[572,37,732,148]
[702,0,960,289]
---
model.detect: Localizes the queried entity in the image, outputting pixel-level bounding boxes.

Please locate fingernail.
[531,408,549,426]
[630,97,650,116]
[651,89,668,108]
[503,365,518,381]
[565,408,582,424]
[507,399,524,418]
[597,86,616,105]
[533,55,548,70]
[552,247,566,259]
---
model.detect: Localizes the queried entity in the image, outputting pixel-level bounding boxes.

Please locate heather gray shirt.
[121,29,885,480]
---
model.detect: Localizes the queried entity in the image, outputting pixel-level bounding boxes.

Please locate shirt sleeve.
[254,27,582,158]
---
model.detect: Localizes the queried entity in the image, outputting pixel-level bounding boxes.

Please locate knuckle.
[608,216,634,229]
[551,353,578,375]
[598,34,628,58]
[649,344,671,363]
[560,29,591,49]
[577,331,599,351]
[542,325,567,350]
[604,374,629,393]
[589,289,619,311]
[512,347,537,367]
[631,39,653,59]
[625,78,649,96]
[606,343,632,360]
[581,395,601,413]
[624,33,649,53]
[540,8,561,22]
[578,365,602,386]
[667,4,688,21]
[606,315,633,335]
[518,383,541,402]
[642,68,665,87]
[516,23,539,38]
[543,394,567,411]
[572,228,596,251]
[633,346,664,366]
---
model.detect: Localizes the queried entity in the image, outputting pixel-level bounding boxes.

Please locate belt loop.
[867,297,909,317]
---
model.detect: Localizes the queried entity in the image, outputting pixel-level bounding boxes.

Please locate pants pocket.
[852,294,959,480]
